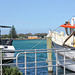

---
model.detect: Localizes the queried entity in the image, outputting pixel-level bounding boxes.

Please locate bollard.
[46,34,53,73]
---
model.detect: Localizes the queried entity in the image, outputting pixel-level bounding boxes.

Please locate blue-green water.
[13,40,73,75]
[13,40,46,50]
[13,40,48,75]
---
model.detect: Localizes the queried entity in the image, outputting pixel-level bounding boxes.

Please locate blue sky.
[0,0,75,34]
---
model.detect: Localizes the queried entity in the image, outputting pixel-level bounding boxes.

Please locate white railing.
[0,50,2,75]
[0,48,75,75]
[15,48,75,75]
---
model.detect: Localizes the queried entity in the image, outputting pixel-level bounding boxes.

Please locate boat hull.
[0,45,15,60]
[53,42,75,71]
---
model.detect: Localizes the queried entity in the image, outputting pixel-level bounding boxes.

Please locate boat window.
[74,29,75,36]
[0,39,13,45]
[65,28,70,35]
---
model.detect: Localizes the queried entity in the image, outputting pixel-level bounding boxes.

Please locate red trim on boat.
[61,24,75,28]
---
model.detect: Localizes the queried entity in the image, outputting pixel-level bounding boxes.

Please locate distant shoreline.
[13,38,46,40]
[2,38,46,40]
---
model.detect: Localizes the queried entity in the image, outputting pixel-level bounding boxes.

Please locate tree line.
[2,25,48,39]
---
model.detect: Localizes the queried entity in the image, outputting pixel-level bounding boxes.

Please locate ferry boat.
[49,17,75,71]
[0,25,15,60]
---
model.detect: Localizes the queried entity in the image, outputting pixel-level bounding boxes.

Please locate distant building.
[28,36,38,39]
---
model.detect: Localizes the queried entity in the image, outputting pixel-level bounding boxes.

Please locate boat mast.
[0,28,1,39]
[71,17,75,46]
[70,17,75,33]
[0,27,1,44]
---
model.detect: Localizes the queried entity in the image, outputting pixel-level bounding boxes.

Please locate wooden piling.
[46,34,53,73]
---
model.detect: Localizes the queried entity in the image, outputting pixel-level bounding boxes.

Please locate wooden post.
[46,34,53,73]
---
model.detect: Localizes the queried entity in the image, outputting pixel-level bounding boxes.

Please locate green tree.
[18,33,25,38]
[24,33,32,38]
[40,33,48,38]
[34,33,41,37]
[2,35,9,38]
[34,33,47,38]
[9,25,18,38]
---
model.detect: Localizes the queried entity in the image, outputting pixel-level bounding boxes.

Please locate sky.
[0,0,75,34]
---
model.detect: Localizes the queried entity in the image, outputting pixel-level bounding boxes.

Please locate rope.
[31,38,45,49]
[53,26,61,31]
[31,26,62,50]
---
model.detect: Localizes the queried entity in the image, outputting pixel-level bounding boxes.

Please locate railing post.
[56,50,58,75]
[1,50,2,75]
[25,52,27,75]
[35,49,37,75]
[64,49,66,75]
[0,49,2,75]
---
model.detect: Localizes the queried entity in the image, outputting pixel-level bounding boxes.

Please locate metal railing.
[0,48,75,75]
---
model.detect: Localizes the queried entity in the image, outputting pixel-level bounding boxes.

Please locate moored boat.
[0,25,15,61]
[49,17,75,71]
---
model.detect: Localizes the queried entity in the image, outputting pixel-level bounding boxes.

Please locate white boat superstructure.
[0,25,15,60]
[0,45,15,60]
[49,17,75,71]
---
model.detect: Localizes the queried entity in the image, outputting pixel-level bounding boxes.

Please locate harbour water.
[13,40,74,75]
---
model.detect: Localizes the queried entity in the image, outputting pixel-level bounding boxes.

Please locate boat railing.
[0,48,75,75]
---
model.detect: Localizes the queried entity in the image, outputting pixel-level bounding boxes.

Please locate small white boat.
[49,17,75,71]
[0,25,15,60]
[1,39,15,60]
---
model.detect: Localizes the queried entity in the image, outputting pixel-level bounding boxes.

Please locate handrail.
[16,52,26,69]
[2,48,75,53]
[1,48,75,75]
